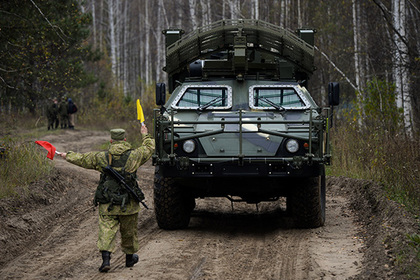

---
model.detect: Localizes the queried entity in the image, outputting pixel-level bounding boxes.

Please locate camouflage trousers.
[97,213,139,254]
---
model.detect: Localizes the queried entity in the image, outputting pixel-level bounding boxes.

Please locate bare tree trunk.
[229,0,239,19]
[297,0,302,27]
[144,0,151,86]
[99,0,104,53]
[201,0,206,25]
[156,1,163,83]
[352,0,363,126]
[282,0,290,27]
[200,0,211,25]
[174,1,182,27]
[252,0,259,20]
[123,0,129,96]
[115,1,121,88]
[222,0,226,19]
[91,0,97,49]
[108,0,117,87]
[159,0,170,27]
[352,0,361,90]
[393,0,413,136]
[189,0,198,29]
[158,0,169,84]
[138,3,144,94]
[280,0,285,27]
[207,0,212,24]
[409,2,420,56]
[137,2,145,94]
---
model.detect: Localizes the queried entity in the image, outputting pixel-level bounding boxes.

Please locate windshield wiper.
[258,97,285,111]
[197,96,225,111]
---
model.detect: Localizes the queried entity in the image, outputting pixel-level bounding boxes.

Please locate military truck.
[152,19,339,229]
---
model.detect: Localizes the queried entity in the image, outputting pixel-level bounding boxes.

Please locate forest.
[0,1,419,210]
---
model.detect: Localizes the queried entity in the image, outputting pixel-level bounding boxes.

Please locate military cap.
[110,129,126,140]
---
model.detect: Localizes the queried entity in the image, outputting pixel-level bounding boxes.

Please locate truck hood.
[195,111,287,157]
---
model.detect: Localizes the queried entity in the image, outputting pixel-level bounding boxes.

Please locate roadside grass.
[0,114,55,198]
[326,79,419,277]
[329,80,419,215]
[405,234,420,278]
[329,121,420,278]
[329,123,420,215]
[0,137,54,199]
[394,233,420,279]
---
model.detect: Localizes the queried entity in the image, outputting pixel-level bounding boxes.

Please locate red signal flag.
[35,141,56,160]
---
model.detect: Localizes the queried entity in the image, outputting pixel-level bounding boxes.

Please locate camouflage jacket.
[47,103,58,119]
[58,101,68,117]
[66,133,155,215]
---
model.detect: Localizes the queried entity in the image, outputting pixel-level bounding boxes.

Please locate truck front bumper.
[153,155,326,178]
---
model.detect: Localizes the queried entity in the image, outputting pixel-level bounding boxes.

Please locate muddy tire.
[288,167,326,228]
[153,167,191,230]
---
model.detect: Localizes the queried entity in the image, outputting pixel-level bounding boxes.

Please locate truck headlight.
[286,139,299,153]
[183,140,196,153]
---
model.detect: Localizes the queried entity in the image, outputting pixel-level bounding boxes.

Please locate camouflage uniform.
[58,99,68,129]
[65,131,155,254]
[67,98,77,129]
[47,100,59,130]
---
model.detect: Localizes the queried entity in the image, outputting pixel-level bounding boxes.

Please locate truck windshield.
[174,86,231,109]
[250,86,307,110]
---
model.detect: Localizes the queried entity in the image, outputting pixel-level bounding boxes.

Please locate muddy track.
[0,129,417,279]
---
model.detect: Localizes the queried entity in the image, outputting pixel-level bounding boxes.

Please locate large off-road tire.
[153,167,192,230]
[287,167,326,228]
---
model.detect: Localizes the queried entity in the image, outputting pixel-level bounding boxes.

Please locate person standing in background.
[67,98,78,129]
[47,98,59,130]
[59,97,69,129]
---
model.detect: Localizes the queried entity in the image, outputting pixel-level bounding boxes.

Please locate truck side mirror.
[328,82,340,106]
[156,83,166,106]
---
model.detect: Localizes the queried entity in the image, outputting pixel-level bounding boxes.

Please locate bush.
[330,79,420,214]
[0,138,54,198]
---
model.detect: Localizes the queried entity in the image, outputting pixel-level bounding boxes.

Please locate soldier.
[47,98,59,130]
[58,97,69,129]
[58,125,155,272]
[67,98,77,129]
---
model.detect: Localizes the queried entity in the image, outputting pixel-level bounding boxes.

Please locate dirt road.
[0,129,416,279]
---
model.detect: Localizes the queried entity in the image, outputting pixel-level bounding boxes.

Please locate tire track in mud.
[187,215,306,280]
[149,205,294,280]
[274,230,308,280]
[99,193,363,280]
[0,201,98,279]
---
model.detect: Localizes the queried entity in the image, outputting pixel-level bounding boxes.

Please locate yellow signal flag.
[136,99,145,125]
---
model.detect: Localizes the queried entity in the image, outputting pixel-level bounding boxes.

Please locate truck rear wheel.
[288,167,326,228]
[153,167,191,230]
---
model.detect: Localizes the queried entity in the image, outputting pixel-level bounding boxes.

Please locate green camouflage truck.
[152,19,339,229]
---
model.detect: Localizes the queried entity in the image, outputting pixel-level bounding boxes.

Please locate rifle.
[103,165,149,209]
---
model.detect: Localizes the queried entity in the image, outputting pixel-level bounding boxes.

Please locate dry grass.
[0,138,54,198]
[330,121,420,215]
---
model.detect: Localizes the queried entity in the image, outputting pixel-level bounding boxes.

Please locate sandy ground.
[0,129,417,279]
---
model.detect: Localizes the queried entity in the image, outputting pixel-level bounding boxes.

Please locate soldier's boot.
[125,254,139,267]
[99,251,111,273]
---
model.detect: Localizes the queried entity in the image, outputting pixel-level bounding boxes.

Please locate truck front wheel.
[153,167,192,230]
[287,167,326,228]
